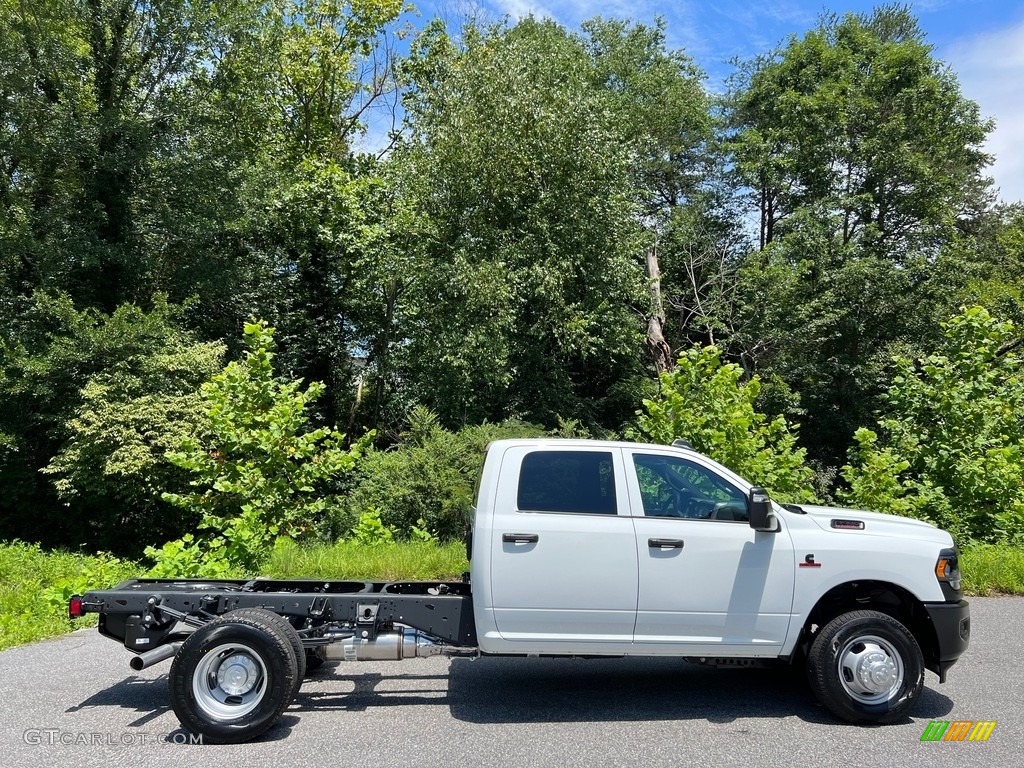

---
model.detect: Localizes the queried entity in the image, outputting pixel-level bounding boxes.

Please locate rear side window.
[517,451,617,514]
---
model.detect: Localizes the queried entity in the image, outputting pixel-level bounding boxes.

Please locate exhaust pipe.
[322,628,456,662]
[129,641,182,671]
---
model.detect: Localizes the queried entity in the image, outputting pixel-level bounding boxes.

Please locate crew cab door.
[488,445,638,647]
[625,449,795,655]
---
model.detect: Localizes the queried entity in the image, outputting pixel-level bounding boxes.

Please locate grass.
[0,541,139,651]
[0,538,468,653]
[961,543,1024,596]
[262,538,469,581]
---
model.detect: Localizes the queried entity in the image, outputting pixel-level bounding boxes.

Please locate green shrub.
[350,508,396,545]
[340,407,547,540]
[0,541,137,650]
[633,345,817,503]
[150,321,372,575]
[841,307,1024,544]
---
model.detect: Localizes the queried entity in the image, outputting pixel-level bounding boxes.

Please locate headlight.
[935,547,961,594]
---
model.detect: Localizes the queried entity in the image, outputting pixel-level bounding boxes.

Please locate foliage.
[0,293,222,555]
[264,538,468,581]
[341,407,548,540]
[223,0,408,433]
[39,552,139,613]
[1,2,1020,556]
[728,5,992,256]
[143,534,240,579]
[409,518,438,543]
[960,543,1024,596]
[42,335,224,548]
[841,307,1024,544]
[634,345,816,502]
[396,17,653,430]
[0,541,137,651]
[724,5,996,469]
[350,508,396,545]
[949,204,1024,330]
[151,322,372,574]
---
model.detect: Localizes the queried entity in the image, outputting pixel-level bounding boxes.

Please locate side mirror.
[748,487,775,531]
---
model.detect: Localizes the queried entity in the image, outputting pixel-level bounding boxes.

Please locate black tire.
[169,612,298,744]
[227,608,306,696]
[806,610,924,724]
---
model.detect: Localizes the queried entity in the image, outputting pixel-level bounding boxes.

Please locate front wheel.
[169,611,298,744]
[806,610,924,723]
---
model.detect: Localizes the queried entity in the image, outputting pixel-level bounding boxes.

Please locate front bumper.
[924,599,970,682]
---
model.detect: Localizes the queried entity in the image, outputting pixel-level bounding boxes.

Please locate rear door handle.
[648,538,684,549]
[502,533,539,544]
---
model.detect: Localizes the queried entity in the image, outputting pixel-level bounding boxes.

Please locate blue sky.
[409,1,1024,203]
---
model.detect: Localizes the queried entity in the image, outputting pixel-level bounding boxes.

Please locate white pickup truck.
[72,438,970,743]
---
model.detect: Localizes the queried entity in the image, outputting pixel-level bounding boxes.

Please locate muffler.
[322,627,448,662]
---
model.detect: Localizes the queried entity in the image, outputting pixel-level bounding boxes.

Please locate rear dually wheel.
[169,610,298,744]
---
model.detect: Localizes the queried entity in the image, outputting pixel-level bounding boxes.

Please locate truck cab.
[470,439,969,720]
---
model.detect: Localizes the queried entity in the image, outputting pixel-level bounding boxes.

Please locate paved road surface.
[1,597,1017,768]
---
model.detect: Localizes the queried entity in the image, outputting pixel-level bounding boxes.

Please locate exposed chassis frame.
[78,578,477,654]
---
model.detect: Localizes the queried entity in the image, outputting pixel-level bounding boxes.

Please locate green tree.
[0,294,218,554]
[43,338,224,550]
[155,322,371,573]
[724,5,995,469]
[841,307,1024,544]
[635,345,816,503]
[220,0,408,431]
[729,5,992,256]
[395,17,663,429]
[0,0,249,310]
[578,19,743,367]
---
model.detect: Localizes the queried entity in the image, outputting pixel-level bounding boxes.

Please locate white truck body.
[471,440,951,658]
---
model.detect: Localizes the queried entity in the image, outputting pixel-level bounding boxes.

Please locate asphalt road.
[1,597,1017,768]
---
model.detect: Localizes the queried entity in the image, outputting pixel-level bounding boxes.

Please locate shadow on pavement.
[65,675,173,727]
[292,656,955,726]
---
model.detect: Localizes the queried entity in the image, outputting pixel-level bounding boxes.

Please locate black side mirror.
[748,487,775,531]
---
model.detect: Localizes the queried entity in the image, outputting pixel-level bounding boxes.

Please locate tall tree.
[729,5,992,257]
[580,18,722,371]
[395,17,652,429]
[724,5,995,467]
[221,0,406,429]
[0,0,242,310]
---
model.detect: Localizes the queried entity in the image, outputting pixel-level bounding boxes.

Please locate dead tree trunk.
[645,244,673,373]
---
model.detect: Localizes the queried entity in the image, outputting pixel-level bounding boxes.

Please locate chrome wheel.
[836,634,905,706]
[191,643,269,721]
[808,610,924,723]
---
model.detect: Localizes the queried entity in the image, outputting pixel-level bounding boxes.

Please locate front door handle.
[648,538,684,549]
[502,533,539,544]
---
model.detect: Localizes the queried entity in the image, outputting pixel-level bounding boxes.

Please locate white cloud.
[489,0,553,20]
[945,20,1024,204]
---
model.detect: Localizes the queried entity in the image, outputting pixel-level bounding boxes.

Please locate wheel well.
[800,581,940,674]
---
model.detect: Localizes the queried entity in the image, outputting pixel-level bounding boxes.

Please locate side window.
[632,454,748,522]
[517,451,617,514]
